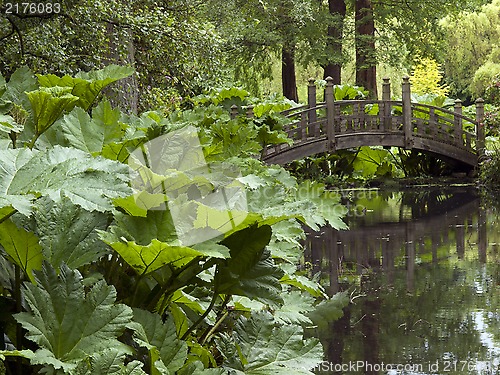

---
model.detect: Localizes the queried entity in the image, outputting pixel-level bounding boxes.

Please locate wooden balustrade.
[233,77,485,168]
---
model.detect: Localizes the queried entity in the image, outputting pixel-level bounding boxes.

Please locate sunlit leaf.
[38,65,134,110]
[0,219,42,281]
[0,146,130,214]
[99,235,202,275]
[26,87,79,135]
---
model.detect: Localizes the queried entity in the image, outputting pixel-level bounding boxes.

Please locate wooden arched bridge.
[251,77,486,168]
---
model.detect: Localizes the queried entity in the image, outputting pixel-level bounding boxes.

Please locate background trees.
[0,0,224,112]
[0,0,495,105]
[441,0,500,101]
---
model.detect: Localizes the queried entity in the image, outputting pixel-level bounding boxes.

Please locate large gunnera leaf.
[10,263,133,374]
[37,65,134,111]
[0,218,42,281]
[218,311,323,374]
[216,225,284,307]
[33,196,110,269]
[0,146,130,214]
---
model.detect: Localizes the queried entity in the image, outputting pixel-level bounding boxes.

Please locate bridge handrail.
[409,102,477,124]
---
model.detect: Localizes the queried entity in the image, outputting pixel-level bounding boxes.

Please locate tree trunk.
[323,0,346,84]
[104,22,139,114]
[355,0,378,98]
[282,46,298,102]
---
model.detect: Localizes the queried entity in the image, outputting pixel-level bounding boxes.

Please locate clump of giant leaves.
[0,67,349,374]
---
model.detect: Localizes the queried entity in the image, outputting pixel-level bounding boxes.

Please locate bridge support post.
[382,78,391,131]
[475,98,485,162]
[402,76,413,149]
[454,99,463,143]
[307,78,317,126]
[325,77,336,151]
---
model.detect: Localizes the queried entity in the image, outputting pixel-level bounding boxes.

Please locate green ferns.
[0,67,348,374]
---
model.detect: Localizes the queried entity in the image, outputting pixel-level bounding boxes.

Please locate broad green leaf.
[11,263,133,373]
[2,66,37,110]
[274,291,315,325]
[219,311,323,374]
[0,219,42,281]
[113,192,167,217]
[104,210,177,246]
[59,107,105,153]
[191,241,230,259]
[352,146,392,178]
[279,263,325,297]
[59,101,125,155]
[216,225,284,307]
[236,174,266,190]
[38,65,134,110]
[307,292,350,332]
[294,180,348,230]
[26,87,79,135]
[100,236,202,275]
[129,308,188,374]
[268,219,305,263]
[170,289,207,315]
[33,197,110,268]
[230,296,266,312]
[0,146,130,214]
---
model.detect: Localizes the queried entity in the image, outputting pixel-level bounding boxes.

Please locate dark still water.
[305,188,500,374]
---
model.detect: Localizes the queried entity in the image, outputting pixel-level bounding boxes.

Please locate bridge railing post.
[454,99,463,145]
[230,105,238,119]
[307,78,317,126]
[402,76,413,149]
[382,77,391,131]
[475,98,485,161]
[325,77,336,151]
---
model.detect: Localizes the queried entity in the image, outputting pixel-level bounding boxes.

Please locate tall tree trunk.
[355,0,377,98]
[105,22,139,114]
[282,45,298,102]
[323,0,346,84]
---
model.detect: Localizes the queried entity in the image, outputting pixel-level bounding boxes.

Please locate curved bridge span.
[260,78,485,169]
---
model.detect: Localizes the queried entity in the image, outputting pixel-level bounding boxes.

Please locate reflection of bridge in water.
[304,189,488,294]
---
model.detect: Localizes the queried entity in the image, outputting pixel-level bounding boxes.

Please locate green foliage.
[2,263,133,374]
[217,311,323,374]
[480,144,500,190]
[0,2,223,111]
[485,73,500,105]
[441,0,500,99]
[0,68,349,374]
[410,58,449,97]
[471,62,500,99]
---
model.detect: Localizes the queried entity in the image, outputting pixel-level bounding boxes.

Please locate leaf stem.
[14,264,22,375]
[199,294,231,346]
[146,257,215,312]
[181,267,221,340]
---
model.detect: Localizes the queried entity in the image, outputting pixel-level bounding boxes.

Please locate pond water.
[305,187,500,374]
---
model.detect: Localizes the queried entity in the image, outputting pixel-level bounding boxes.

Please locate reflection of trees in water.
[305,190,500,374]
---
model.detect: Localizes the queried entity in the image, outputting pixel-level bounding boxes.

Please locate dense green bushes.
[0,67,349,374]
